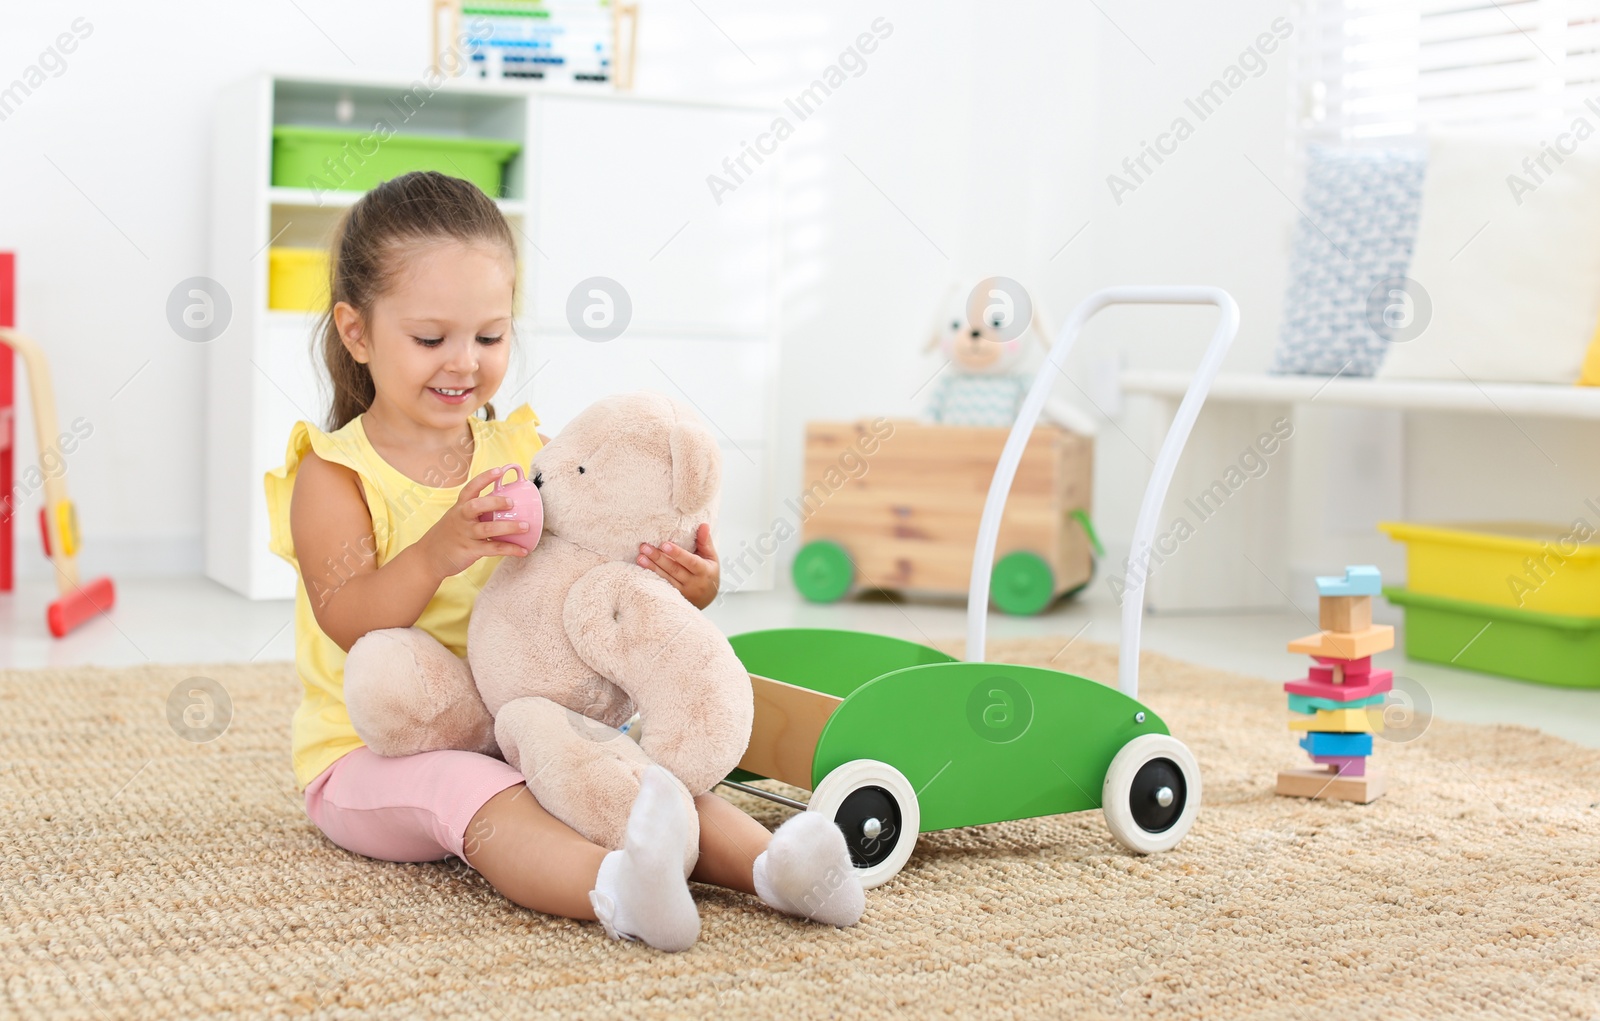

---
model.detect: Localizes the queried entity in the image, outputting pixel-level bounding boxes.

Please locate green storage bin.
[1384,585,1600,689]
[271,125,522,195]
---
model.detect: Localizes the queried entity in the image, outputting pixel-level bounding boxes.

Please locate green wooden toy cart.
[716,287,1240,887]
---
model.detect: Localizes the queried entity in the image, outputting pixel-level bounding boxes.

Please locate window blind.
[1297,0,1600,142]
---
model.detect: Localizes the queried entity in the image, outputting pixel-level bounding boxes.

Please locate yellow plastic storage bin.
[268,247,329,312]
[1378,520,1600,616]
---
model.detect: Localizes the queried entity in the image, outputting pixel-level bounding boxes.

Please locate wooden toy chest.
[793,419,1095,614]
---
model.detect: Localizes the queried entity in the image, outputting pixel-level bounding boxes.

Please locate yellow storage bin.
[268,247,330,312]
[1378,520,1600,616]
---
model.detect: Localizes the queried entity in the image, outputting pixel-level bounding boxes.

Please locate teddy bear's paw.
[752,811,866,928]
[588,766,701,952]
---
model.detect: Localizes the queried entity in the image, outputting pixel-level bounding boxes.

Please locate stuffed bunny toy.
[924,279,1098,435]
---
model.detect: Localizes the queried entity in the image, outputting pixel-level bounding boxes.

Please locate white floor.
[4,574,1600,749]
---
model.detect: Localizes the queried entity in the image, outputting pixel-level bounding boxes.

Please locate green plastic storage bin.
[271,125,521,195]
[1384,585,1600,688]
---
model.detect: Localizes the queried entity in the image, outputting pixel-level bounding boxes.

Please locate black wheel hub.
[1129,758,1185,833]
[833,785,901,868]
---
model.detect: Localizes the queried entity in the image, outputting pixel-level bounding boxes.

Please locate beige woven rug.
[4,637,1598,1020]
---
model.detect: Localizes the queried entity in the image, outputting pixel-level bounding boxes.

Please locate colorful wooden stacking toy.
[1275,565,1391,804]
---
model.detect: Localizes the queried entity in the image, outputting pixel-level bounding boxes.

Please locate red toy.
[0,252,116,637]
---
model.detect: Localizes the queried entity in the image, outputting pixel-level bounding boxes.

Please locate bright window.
[1297,0,1600,141]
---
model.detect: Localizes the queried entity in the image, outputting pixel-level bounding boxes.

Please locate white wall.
[1,1,422,578]
[1079,0,1301,557]
[639,2,1104,587]
[10,0,1584,596]
[0,0,1106,584]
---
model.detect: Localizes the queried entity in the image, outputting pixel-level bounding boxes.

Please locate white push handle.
[964,286,1240,700]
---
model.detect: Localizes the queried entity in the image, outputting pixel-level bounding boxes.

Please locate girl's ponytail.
[320,314,375,433]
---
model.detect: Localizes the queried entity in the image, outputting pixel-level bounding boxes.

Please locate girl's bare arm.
[290,451,526,651]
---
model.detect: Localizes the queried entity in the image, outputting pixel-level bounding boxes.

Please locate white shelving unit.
[1121,371,1600,419]
[207,71,781,599]
[1118,371,1600,612]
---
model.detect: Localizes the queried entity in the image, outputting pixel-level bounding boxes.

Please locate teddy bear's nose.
[970,328,982,338]
[532,471,543,489]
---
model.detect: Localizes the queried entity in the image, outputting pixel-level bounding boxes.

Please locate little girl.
[264,171,864,951]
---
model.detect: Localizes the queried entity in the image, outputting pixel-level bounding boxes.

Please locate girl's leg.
[463,783,606,920]
[687,790,771,895]
[691,790,866,927]
[465,771,702,951]
[304,748,699,949]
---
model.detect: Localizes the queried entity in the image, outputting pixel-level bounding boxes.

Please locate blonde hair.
[317,171,517,430]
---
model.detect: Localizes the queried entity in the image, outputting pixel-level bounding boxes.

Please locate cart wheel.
[793,540,854,603]
[991,551,1055,615]
[1102,733,1201,854]
[807,759,920,888]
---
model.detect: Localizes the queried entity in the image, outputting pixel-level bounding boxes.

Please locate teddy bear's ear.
[669,417,722,514]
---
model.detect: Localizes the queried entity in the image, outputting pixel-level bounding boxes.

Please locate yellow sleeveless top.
[263,405,543,791]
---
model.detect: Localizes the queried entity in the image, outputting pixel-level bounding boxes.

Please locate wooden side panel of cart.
[736,674,842,790]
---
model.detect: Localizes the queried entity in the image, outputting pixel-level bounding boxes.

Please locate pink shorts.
[303,745,526,864]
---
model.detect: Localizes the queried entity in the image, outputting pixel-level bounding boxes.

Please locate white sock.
[751,811,866,927]
[588,766,701,952]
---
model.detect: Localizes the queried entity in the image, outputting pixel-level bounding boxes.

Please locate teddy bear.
[340,390,754,877]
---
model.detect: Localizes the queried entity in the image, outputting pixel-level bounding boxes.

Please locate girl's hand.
[639,523,720,610]
[420,466,531,578]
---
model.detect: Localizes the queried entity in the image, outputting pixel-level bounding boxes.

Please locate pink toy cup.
[479,464,542,551]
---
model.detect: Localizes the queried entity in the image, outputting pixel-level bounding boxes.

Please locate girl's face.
[335,240,515,433]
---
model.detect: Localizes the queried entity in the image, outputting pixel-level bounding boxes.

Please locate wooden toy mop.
[1275,565,1391,804]
[0,253,116,637]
